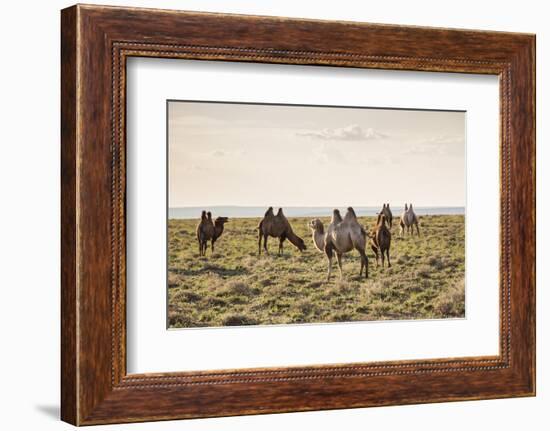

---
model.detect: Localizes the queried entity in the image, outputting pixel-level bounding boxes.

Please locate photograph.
[167,101,466,328]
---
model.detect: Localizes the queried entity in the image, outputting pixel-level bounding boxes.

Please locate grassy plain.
[168,215,465,328]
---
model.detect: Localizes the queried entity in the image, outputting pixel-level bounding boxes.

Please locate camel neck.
[312,229,325,252]
[214,224,224,239]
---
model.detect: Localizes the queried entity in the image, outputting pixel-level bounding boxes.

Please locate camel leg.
[415,222,420,236]
[336,252,344,279]
[278,235,286,256]
[400,222,405,237]
[211,239,215,254]
[258,231,262,255]
[371,245,379,267]
[380,248,385,268]
[358,249,369,279]
[263,234,269,255]
[325,245,334,281]
[386,248,391,267]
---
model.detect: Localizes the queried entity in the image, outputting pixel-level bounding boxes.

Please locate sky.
[168,101,465,208]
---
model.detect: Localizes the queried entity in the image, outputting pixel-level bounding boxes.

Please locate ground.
[167,215,465,328]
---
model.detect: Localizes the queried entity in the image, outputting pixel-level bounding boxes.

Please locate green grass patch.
[168,215,465,328]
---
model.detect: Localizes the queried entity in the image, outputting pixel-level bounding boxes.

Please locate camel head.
[309,218,324,233]
[294,236,307,252]
[214,216,229,226]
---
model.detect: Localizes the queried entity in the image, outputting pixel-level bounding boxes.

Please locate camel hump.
[344,207,357,221]
[276,207,284,217]
[264,206,274,217]
[332,209,342,222]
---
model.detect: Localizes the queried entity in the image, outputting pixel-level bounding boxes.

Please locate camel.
[399,203,420,236]
[196,211,229,256]
[258,207,306,255]
[380,203,393,228]
[309,207,369,280]
[370,213,392,267]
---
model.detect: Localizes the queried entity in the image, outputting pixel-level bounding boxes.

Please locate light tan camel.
[258,207,306,255]
[370,213,392,267]
[196,211,229,256]
[380,203,393,228]
[399,203,420,236]
[309,207,369,280]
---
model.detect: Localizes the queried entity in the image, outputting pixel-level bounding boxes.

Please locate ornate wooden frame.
[61,4,535,425]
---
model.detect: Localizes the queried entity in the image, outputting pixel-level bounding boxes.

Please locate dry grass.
[168,215,465,328]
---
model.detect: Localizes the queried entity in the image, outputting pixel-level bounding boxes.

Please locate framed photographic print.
[61,4,535,425]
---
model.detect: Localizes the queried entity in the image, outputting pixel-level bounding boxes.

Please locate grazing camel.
[309,207,369,280]
[399,203,420,236]
[196,211,229,256]
[258,207,306,255]
[370,213,392,267]
[380,203,393,228]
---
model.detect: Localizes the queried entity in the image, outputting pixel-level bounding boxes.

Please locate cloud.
[208,149,248,158]
[211,150,226,157]
[404,135,464,156]
[179,163,206,173]
[296,124,387,141]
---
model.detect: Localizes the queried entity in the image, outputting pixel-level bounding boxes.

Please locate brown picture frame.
[61,4,536,426]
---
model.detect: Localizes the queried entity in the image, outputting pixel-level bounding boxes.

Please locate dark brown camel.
[258,207,306,255]
[196,211,229,256]
[380,203,393,228]
[370,213,392,267]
